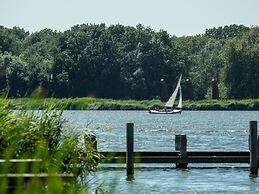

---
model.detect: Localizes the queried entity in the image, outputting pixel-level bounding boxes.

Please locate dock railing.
[90,121,259,176]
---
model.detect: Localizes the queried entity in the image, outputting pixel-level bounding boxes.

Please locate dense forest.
[0,24,258,100]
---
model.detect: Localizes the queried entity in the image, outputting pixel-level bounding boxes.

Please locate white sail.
[176,85,182,109]
[165,74,182,108]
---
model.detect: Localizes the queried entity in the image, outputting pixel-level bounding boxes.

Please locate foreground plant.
[0,105,101,193]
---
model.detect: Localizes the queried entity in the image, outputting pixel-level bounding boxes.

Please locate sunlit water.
[62,110,259,193]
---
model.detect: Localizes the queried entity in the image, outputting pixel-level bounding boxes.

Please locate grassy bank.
[184,99,259,110]
[0,97,162,110]
[1,97,259,110]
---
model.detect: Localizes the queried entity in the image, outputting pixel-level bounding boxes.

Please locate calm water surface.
[63,110,259,193]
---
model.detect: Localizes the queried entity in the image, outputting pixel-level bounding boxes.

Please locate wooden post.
[211,79,219,99]
[186,79,194,100]
[175,135,187,168]
[249,121,258,174]
[126,123,134,175]
[257,135,259,168]
[160,79,168,102]
[84,134,97,150]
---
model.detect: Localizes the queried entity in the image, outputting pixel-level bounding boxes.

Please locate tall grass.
[0,97,163,110]
[1,97,259,110]
[0,105,101,193]
[184,99,259,110]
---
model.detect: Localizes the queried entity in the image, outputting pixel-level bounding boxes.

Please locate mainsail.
[176,85,182,109]
[164,74,182,108]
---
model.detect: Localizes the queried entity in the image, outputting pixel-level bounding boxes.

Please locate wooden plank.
[100,151,250,157]
[0,159,42,163]
[137,156,250,163]
[0,159,43,173]
[101,155,252,163]
[0,173,74,187]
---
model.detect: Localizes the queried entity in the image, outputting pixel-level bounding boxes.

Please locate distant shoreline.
[1,98,259,111]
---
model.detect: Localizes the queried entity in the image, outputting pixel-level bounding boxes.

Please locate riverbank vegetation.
[1,97,259,110]
[0,24,258,100]
[0,105,101,193]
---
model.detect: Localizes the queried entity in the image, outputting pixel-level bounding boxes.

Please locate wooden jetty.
[100,151,251,164]
[92,121,259,176]
[0,159,74,192]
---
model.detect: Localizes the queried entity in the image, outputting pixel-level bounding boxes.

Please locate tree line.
[0,24,258,100]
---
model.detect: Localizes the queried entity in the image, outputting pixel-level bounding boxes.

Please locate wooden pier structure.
[100,150,251,164]
[94,121,259,176]
[0,159,74,192]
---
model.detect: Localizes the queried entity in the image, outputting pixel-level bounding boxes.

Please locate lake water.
[63,110,259,193]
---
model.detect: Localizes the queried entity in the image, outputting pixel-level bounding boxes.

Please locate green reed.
[1,97,259,111]
[0,104,101,193]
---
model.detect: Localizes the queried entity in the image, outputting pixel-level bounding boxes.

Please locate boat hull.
[149,109,182,114]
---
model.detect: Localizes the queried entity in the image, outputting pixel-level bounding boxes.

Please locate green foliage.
[0,105,101,176]
[0,53,37,97]
[0,26,29,55]
[0,97,163,110]
[184,99,259,110]
[205,24,250,39]
[0,104,106,193]
[1,97,259,110]
[0,24,258,100]
[224,27,259,99]
[30,85,49,98]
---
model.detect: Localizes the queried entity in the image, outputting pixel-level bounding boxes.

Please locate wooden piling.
[211,79,219,99]
[258,135,259,168]
[160,79,168,102]
[126,123,134,175]
[249,121,258,174]
[175,135,188,168]
[186,79,194,100]
[84,134,97,150]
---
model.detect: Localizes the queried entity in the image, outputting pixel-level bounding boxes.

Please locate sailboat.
[149,74,182,114]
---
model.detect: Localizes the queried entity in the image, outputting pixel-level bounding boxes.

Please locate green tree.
[205,24,250,39]
[225,27,259,98]
[52,24,120,98]
[3,54,36,97]
[0,26,28,55]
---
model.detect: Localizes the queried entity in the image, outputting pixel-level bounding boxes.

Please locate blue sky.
[1,0,258,36]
